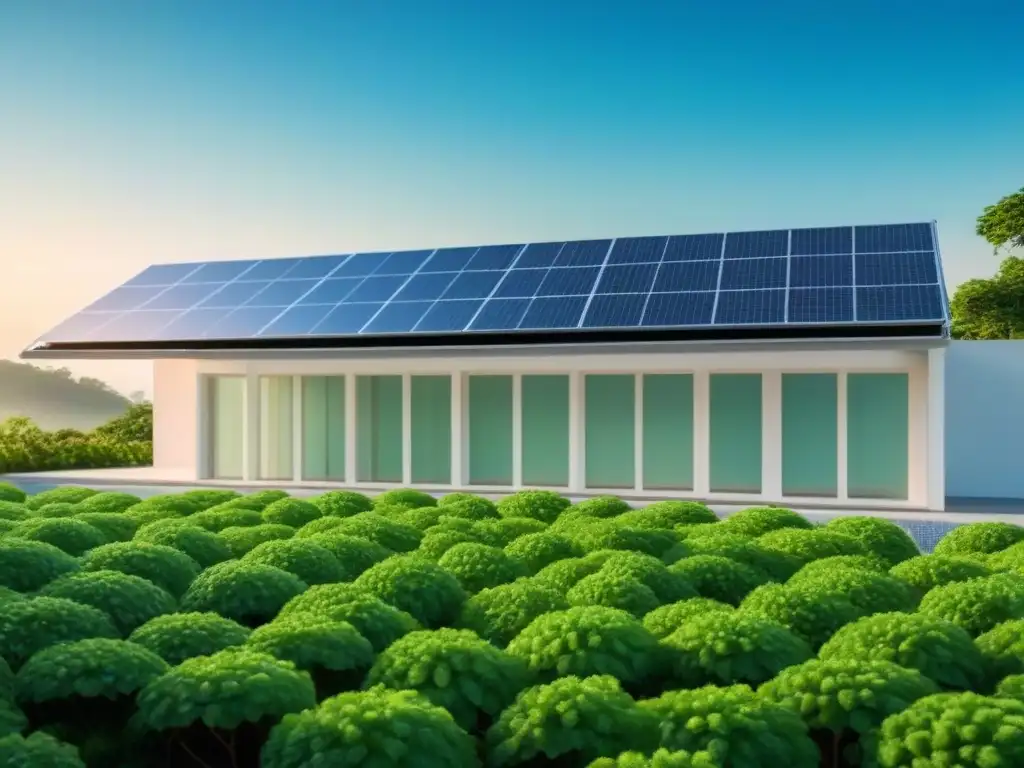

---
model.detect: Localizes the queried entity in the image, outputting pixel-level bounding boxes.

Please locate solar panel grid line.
[254,255,363,338]
[576,238,619,328]
[511,243,567,331]
[783,229,792,323]
[408,271,466,332]
[709,232,729,323]
[635,236,674,326]
[851,227,858,321]
[355,249,439,335]
[463,243,530,332]
[304,255,397,336]
[930,221,951,324]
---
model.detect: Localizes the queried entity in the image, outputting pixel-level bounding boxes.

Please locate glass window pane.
[521,375,569,486]
[208,376,244,480]
[302,376,346,481]
[709,373,762,493]
[411,376,452,483]
[259,376,293,480]
[585,375,635,489]
[847,373,909,499]
[356,375,403,482]
[468,376,513,485]
[642,374,694,490]
[782,373,838,496]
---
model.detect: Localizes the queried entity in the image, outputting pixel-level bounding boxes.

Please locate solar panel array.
[35,223,948,346]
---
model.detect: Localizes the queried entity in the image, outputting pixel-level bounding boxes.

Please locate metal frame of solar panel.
[30,222,949,351]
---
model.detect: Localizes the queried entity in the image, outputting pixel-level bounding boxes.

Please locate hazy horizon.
[3,1,1021,398]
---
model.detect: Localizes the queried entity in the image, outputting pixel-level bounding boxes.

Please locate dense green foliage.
[0,483,1019,767]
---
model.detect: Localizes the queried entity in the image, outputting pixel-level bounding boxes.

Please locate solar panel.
[30,222,949,348]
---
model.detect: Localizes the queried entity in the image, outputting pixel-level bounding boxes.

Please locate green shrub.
[122,502,193,527]
[218,523,295,557]
[889,554,991,594]
[132,520,232,568]
[180,561,307,627]
[532,556,605,593]
[996,675,1024,700]
[497,490,571,524]
[73,491,141,515]
[682,533,801,582]
[918,573,1024,636]
[262,687,479,768]
[0,731,85,767]
[71,512,137,542]
[933,522,1024,557]
[293,516,346,537]
[260,498,322,528]
[308,490,373,517]
[247,617,373,697]
[587,749,722,767]
[975,619,1024,679]
[823,516,919,565]
[504,531,581,573]
[661,612,812,687]
[818,612,986,690]
[80,541,200,598]
[438,542,528,593]
[188,504,263,532]
[640,684,818,768]
[0,483,26,504]
[354,555,466,628]
[38,570,176,636]
[0,698,23,737]
[790,565,919,615]
[740,581,860,649]
[438,497,500,521]
[0,597,118,669]
[417,528,485,560]
[328,512,422,552]
[757,528,868,565]
[589,551,698,603]
[457,580,569,647]
[237,490,290,509]
[506,606,660,687]
[723,506,812,537]
[8,518,106,557]
[279,587,419,652]
[30,502,80,519]
[179,488,243,509]
[0,539,80,593]
[366,627,530,730]
[642,598,735,639]
[439,491,492,507]
[302,532,392,579]
[667,555,764,605]
[869,692,1024,766]
[572,522,679,558]
[567,496,632,520]
[374,488,437,508]
[475,516,549,545]
[989,541,1024,570]
[24,487,97,510]
[394,506,445,531]
[486,675,658,767]
[792,554,889,580]
[616,501,717,529]
[568,571,661,618]
[0,501,29,522]
[241,538,346,585]
[128,611,251,666]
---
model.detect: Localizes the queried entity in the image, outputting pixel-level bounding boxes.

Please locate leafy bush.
[30,502,80,519]
[241,538,346,585]
[128,612,251,666]
[757,528,868,565]
[503,531,581,573]
[438,497,500,521]
[617,501,718,529]
[38,570,177,635]
[641,684,818,768]
[588,551,697,603]
[571,522,679,558]
[789,566,919,616]
[723,506,812,537]
[996,675,1024,701]
[329,512,422,552]
[667,555,764,605]
[568,571,661,617]
[418,528,484,560]
[457,580,569,647]
[486,675,659,767]
[740,581,860,649]
[180,561,307,627]
[308,490,373,517]
[932,522,1024,557]
[0,539,80,593]
[71,511,138,542]
[132,520,232,568]
[24,487,98,510]
[822,516,919,566]
[0,482,26,504]
[354,555,466,628]
[497,490,571,524]
[988,541,1024,570]
[301,532,392,580]
[818,612,986,690]
[438,542,528,593]
[567,496,632,520]
[394,506,445,531]
[366,627,530,730]
[262,687,479,768]
[0,731,86,767]
[259,498,322,528]
[587,749,722,767]
[7,518,106,557]
[188,504,263,532]
[974,619,1024,679]
[641,598,735,639]
[888,554,991,594]
[375,488,437,508]
[80,541,200,598]
[236,490,290,510]
[121,496,198,525]
[682,533,801,582]
[0,500,29,522]
[475,516,549,545]
[74,491,142,515]
[917,573,1024,635]
[0,597,118,669]
[506,606,660,687]
[218,523,295,557]
[279,587,419,652]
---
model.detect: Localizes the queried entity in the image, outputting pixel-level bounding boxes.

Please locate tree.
[950,187,1024,339]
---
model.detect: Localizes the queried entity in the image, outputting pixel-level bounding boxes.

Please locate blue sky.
[1,0,1021,395]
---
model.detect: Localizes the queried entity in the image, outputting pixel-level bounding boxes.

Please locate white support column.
[402,373,412,486]
[836,372,849,501]
[568,372,585,493]
[451,373,465,488]
[195,375,209,480]
[693,371,710,497]
[926,348,946,511]
[243,373,260,482]
[633,373,644,493]
[908,361,929,507]
[345,374,357,484]
[512,374,523,488]
[762,371,783,500]
[291,376,303,483]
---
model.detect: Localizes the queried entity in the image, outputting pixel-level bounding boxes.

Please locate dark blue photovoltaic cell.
[582,293,647,327]
[790,227,853,256]
[606,237,667,265]
[788,287,853,324]
[124,263,201,287]
[361,302,433,334]
[440,271,504,300]
[518,296,587,329]
[715,289,785,325]
[258,304,336,337]
[492,269,546,298]
[86,286,166,312]
[345,275,405,303]
[662,234,723,262]
[468,298,531,331]
[310,303,382,335]
[516,242,566,269]
[856,285,944,322]
[789,255,853,288]
[554,240,612,267]
[333,253,387,277]
[181,261,258,283]
[42,311,121,341]
[855,223,933,253]
[142,283,221,311]
[641,292,715,327]
[535,267,599,296]
[296,277,362,305]
[205,307,283,339]
[422,247,478,273]
[719,257,788,290]
[724,230,788,260]
[160,308,234,339]
[91,310,181,342]
[392,272,457,302]
[197,281,270,308]
[595,263,659,294]
[414,300,484,332]
[243,258,306,282]
[856,251,938,286]
[653,261,720,293]
[284,254,348,279]
[466,244,522,271]
[375,250,434,275]
[245,279,320,307]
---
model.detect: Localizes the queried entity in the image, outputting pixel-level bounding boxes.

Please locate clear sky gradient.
[2,0,1021,396]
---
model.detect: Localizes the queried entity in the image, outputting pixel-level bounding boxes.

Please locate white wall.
[152,359,198,471]
[946,340,1024,499]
